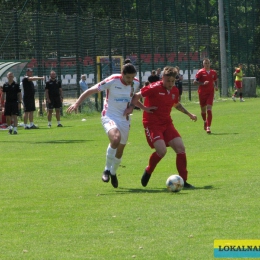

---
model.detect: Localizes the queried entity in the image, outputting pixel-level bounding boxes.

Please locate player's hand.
[189,114,197,122]
[67,103,78,113]
[123,106,134,120]
[204,81,209,85]
[143,106,157,113]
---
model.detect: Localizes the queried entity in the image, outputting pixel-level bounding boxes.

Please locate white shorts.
[101,115,130,145]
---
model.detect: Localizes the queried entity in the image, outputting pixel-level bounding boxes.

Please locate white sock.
[105,144,116,171]
[13,127,17,131]
[30,122,34,126]
[48,121,51,125]
[111,157,121,176]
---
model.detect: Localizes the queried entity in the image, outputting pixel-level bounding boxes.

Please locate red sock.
[201,112,206,121]
[207,110,212,127]
[176,153,187,181]
[146,152,162,174]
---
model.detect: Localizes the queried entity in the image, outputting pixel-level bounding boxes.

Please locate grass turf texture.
[0,94,259,260]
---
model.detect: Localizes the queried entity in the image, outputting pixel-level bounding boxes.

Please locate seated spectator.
[79,74,88,93]
[148,70,160,83]
[156,68,162,79]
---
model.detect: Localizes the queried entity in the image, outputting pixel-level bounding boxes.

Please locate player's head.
[162,66,178,90]
[121,63,137,85]
[26,68,33,76]
[203,58,211,69]
[238,63,243,68]
[50,70,56,79]
[156,68,161,75]
[151,70,156,75]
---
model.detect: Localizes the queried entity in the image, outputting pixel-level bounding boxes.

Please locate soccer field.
[0,97,259,259]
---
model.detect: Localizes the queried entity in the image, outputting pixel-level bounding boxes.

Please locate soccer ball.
[166,175,184,192]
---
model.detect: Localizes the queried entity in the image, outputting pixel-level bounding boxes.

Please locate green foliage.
[0,96,260,259]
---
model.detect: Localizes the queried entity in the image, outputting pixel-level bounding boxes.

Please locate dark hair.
[124,58,132,65]
[122,63,137,75]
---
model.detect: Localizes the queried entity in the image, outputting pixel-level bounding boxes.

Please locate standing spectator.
[124,66,197,188]
[175,66,183,101]
[79,74,88,93]
[232,63,245,102]
[1,72,22,134]
[148,70,160,83]
[0,85,6,127]
[45,70,63,127]
[22,68,44,129]
[193,58,218,134]
[67,63,144,188]
[156,68,162,79]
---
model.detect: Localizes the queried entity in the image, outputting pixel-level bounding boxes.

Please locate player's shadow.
[209,132,239,135]
[107,185,215,194]
[34,139,92,144]
[191,185,215,190]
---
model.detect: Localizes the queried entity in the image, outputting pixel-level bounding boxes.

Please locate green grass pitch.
[0,94,259,259]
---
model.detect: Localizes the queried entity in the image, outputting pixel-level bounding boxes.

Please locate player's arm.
[45,88,50,103]
[174,103,197,122]
[17,92,22,110]
[214,78,219,91]
[0,92,5,111]
[193,77,201,85]
[67,85,99,113]
[123,92,142,117]
[59,87,63,102]
[193,78,209,86]
[17,92,22,103]
[28,76,45,81]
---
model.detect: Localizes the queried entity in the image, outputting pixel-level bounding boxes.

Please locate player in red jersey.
[124,66,197,188]
[193,58,218,134]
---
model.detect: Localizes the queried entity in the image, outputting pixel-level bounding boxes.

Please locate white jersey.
[96,74,140,121]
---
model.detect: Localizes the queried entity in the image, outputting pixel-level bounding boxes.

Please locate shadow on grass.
[191,185,216,190]
[34,139,92,144]
[208,132,239,135]
[102,185,215,194]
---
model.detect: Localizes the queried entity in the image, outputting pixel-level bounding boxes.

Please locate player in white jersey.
[67,63,151,188]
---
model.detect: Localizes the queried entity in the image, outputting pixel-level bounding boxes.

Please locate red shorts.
[199,91,214,107]
[143,123,181,149]
[235,81,242,89]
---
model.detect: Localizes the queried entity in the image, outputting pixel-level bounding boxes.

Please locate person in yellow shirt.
[232,63,245,102]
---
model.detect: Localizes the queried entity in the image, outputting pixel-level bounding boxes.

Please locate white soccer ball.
[166,175,184,192]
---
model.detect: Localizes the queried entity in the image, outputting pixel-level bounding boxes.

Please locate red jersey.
[195,68,217,94]
[141,81,179,126]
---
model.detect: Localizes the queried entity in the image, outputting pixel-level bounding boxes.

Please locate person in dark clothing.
[45,70,63,127]
[1,72,22,134]
[148,70,160,83]
[22,68,44,129]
